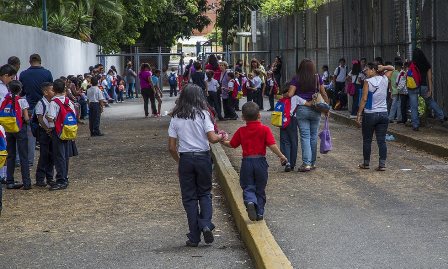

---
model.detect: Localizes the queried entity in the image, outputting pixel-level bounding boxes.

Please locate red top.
[205,64,221,81]
[229,121,276,157]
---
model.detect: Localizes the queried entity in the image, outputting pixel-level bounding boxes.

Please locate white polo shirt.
[34,97,51,128]
[168,110,215,153]
[0,81,8,99]
[87,86,105,103]
[47,96,76,128]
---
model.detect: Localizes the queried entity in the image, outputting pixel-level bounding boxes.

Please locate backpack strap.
[41,99,46,114]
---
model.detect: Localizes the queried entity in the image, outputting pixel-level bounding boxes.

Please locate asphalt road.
[0,97,253,269]
[220,98,448,269]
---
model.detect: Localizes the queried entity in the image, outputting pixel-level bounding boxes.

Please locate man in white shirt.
[87,77,106,136]
[333,58,348,109]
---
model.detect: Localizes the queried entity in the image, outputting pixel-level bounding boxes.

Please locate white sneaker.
[349,115,357,119]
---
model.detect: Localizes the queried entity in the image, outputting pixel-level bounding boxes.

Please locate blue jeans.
[280,116,298,168]
[127,82,135,98]
[388,95,402,121]
[296,106,321,166]
[178,153,214,243]
[239,157,269,216]
[362,112,389,167]
[408,86,445,128]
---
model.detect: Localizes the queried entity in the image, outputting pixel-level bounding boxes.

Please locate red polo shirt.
[229,121,276,157]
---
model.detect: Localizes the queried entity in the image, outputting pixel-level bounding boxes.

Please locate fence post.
[134,47,140,97]
[158,46,163,91]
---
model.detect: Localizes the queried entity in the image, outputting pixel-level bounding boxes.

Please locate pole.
[410,0,417,50]
[158,46,163,92]
[215,9,218,53]
[42,0,47,31]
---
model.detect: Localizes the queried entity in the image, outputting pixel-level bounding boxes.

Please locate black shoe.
[256,214,264,221]
[49,184,67,191]
[230,117,238,120]
[246,202,257,221]
[267,108,274,111]
[96,133,105,136]
[35,182,47,187]
[47,180,57,187]
[412,127,419,131]
[22,185,32,190]
[284,164,292,172]
[7,183,23,189]
[185,240,199,247]
[202,227,214,244]
[0,177,6,184]
[218,117,226,121]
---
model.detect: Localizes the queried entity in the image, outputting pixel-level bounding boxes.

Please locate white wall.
[0,21,121,78]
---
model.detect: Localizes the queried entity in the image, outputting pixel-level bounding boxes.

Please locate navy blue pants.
[6,124,31,186]
[239,157,269,215]
[362,112,389,167]
[280,116,298,168]
[178,152,214,243]
[36,127,54,184]
[89,102,101,136]
[52,131,70,186]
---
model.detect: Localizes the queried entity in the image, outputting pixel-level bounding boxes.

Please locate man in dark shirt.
[19,54,53,167]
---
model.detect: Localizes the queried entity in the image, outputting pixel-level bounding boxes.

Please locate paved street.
[0,98,252,269]
[220,98,448,268]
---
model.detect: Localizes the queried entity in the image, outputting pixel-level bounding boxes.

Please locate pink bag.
[346,82,356,96]
[319,117,332,154]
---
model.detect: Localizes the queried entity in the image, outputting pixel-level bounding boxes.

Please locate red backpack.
[53,98,78,140]
[271,97,295,128]
[406,62,421,89]
[230,79,240,99]
[0,94,23,133]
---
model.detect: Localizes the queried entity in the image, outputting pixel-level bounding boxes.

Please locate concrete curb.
[330,111,448,158]
[211,143,293,269]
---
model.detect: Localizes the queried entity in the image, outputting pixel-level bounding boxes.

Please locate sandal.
[375,166,386,171]
[358,164,370,169]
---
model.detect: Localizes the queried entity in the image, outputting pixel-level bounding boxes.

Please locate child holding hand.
[221,101,287,221]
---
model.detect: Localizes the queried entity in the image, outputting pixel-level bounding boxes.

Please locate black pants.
[268,87,275,110]
[362,112,389,167]
[6,124,30,186]
[169,84,177,97]
[399,94,409,123]
[223,98,237,119]
[334,82,346,107]
[142,87,157,116]
[207,91,222,119]
[52,131,70,186]
[36,127,54,184]
[89,102,101,135]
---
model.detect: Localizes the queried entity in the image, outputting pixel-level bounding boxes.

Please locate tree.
[141,0,211,48]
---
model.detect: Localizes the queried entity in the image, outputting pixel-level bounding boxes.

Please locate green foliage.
[260,0,327,16]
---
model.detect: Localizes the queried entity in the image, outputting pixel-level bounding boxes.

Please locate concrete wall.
[0,21,121,78]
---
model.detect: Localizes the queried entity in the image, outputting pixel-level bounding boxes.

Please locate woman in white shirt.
[356,63,394,171]
[168,84,225,247]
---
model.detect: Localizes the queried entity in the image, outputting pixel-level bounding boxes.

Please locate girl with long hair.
[168,84,225,247]
[286,59,329,172]
[138,63,156,117]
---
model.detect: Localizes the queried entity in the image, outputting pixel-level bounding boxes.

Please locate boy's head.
[227,72,235,79]
[206,70,214,79]
[0,64,17,85]
[53,79,66,94]
[41,82,54,98]
[193,62,202,71]
[171,67,175,72]
[154,69,161,76]
[248,73,254,79]
[91,76,99,86]
[8,80,22,95]
[242,102,260,122]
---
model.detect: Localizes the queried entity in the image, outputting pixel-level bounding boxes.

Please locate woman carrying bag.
[356,63,394,171]
[286,59,330,172]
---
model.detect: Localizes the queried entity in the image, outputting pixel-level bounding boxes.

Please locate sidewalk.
[0,98,252,269]
[217,100,448,268]
[331,110,448,158]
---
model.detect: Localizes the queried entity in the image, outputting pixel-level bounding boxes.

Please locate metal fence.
[256,0,448,113]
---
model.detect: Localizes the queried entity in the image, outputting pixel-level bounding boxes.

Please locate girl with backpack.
[408,48,446,131]
[356,63,394,171]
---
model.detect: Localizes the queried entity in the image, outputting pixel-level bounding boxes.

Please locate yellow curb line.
[211,143,293,269]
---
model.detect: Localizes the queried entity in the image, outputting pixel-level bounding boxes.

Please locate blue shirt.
[151,75,159,87]
[19,66,53,110]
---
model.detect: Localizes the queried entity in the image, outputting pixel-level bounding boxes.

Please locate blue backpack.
[168,72,177,86]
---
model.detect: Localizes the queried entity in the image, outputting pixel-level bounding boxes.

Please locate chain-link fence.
[257,0,447,113]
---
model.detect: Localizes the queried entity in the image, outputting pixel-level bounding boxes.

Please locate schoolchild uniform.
[87,85,105,136]
[47,96,76,189]
[2,94,31,189]
[35,97,54,186]
[168,110,216,245]
[227,117,277,220]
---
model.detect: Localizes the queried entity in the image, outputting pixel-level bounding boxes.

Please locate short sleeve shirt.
[334,66,348,82]
[207,79,220,92]
[0,81,9,99]
[229,121,276,157]
[253,76,262,89]
[35,97,51,128]
[87,86,105,103]
[168,110,215,153]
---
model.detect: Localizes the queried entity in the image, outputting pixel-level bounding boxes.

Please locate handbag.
[311,74,330,113]
[319,116,332,154]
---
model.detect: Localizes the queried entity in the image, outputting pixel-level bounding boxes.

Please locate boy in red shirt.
[221,101,287,221]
